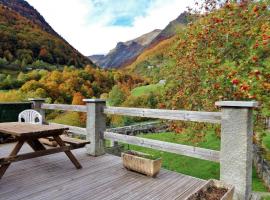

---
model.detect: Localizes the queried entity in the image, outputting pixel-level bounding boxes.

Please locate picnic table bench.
[0,122,89,179]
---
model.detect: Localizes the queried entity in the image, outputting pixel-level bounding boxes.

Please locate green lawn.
[262,131,270,150]
[124,131,267,192]
[131,83,164,96]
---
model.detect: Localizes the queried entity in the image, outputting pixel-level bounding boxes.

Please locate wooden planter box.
[185,179,234,200]
[121,151,162,177]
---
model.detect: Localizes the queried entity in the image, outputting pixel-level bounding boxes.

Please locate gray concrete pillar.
[215,101,258,200]
[28,98,46,124]
[83,99,106,156]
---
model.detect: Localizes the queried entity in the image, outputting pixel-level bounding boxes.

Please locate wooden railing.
[30,98,258,200]
[42,103,87,112]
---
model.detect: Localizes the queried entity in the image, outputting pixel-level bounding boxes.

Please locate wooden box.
[121,151,162,177]
[185,179,234,200]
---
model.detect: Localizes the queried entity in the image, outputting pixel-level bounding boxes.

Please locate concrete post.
[83,99,106,156]
[28,98,46,124]
[215,101,258,200]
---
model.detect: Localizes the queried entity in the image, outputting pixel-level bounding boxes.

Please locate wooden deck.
[0,143,205,200]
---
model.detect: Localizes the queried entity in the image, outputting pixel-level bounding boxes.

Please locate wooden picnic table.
[0,122,83,179]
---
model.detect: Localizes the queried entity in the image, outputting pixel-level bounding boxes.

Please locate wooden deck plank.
[0,143,205,200]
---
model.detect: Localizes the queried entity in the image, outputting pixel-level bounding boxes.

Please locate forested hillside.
[126,1,270,120]
[0,66,144,104]
[0,2,93,70]
[0,0,58,37]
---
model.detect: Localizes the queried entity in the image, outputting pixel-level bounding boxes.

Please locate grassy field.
[262,131,270,150]
[131,83,164,96]
[49,111,85,127]
[124,131,267,192]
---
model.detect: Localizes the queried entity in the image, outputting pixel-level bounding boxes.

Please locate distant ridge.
[89,12,189,69]
[89,29,161,69]
[149,12,189,48]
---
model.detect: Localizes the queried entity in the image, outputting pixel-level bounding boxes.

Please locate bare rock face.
[89,29,161,69]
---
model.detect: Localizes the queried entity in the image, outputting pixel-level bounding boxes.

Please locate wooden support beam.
[49,123,87,136]
[41,103,87,112]
[0,146,71,165]
[53,135,82,169]
[0,140,24,178]
[104,132,220,162]
[104,106,222,124]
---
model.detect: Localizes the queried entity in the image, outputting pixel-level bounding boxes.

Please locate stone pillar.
[28,98,46,124]
[83,99,106,156]
[215,101,258,200]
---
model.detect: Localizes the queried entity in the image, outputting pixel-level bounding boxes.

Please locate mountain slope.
[0,0,58,37]
[149,12,189,48]
[89,29,161,69]
[0,0,93,70]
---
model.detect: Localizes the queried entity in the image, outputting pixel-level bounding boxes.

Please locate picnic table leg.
[27,139,46,151]
[0,140,24,179]
[53,135,82,169]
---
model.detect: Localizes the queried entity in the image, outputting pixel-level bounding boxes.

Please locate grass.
[49,111,85,127]
[262,130,270,150]
[131,83,164,97]
[124,131,267,192]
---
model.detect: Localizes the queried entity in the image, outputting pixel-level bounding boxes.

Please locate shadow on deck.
[0,143,205,200]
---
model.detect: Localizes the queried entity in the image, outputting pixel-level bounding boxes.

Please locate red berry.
[253,5,259,13]
[240,84,249,91]
[231,79,239,85]
[252,56,258,62]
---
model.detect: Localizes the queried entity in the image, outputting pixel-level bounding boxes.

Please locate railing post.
[29,98,46,124]
[215,101,258,200]
[83,99,106,156]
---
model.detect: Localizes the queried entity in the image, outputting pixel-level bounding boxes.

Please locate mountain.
[89,29,161,69]
[0,0,93,70]
[90,12,189,69]
[148,12,189,48]
[0,0,58,37]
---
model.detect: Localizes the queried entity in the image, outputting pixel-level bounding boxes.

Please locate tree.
[108,85,127,106]
[38,47,53,63]
[3,50,13,62]
[72,92,85,105]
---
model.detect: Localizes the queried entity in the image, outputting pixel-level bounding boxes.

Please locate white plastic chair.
[18,109,43,124]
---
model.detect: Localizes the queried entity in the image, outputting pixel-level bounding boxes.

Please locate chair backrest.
[18,109,42,124]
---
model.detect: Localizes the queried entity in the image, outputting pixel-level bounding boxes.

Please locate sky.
[26,0,194,56]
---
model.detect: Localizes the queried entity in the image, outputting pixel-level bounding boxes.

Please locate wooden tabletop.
[0,122,68,138]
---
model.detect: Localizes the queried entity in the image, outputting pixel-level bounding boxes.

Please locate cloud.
[26,0,194,56]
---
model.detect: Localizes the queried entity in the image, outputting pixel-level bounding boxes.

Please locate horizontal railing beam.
[49,123,87,135]
[41,103,87,112]
[41,103,221,124]
[104,131,220,162]
[104,106,221,124]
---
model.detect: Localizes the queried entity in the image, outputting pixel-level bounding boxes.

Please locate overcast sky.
[26,0,194,56]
